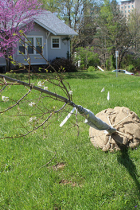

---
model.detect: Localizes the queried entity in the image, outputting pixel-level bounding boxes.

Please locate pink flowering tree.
[0,0,43,71]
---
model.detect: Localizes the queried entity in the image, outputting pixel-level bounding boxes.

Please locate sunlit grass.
[0,71,140,209]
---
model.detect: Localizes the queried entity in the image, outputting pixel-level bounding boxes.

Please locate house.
[0,11,78,69]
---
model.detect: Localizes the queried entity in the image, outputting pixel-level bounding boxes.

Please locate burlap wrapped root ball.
[89,107,140,152]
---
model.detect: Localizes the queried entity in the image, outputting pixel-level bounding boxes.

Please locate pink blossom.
[0,0,43,57]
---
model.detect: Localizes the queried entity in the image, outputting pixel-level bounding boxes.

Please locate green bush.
[121,54,140,71]
[48,58,77,72]
[87,66,96,72]
[74,46,100,69]
[80,64,85,70]
[110,55,116,70]
[105,59,110,71]
[127,64,134,72]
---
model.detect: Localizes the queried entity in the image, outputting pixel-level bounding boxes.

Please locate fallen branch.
[0,74,116,135]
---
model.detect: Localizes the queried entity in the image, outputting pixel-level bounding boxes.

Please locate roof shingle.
[34,11,78,36]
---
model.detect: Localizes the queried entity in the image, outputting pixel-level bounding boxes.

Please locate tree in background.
[121,9,140,72]
[40,0,61,13]
[74,46,100,69]
[40,0,101,52]
[77,0,100,46]
[94,0,132,69]
[41,0,83,30]
[0,0,43,71]
[128,9,140,53]
[70,0,103,56]
[40,0,140,71]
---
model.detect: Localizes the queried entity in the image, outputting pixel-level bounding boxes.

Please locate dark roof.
[34,11,78,36]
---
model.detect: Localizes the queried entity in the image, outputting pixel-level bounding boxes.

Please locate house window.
[19,39,25,54]
[28,37,34,54]
[18,36,43,55]
[36,37,42,54]
[51,37,60,49]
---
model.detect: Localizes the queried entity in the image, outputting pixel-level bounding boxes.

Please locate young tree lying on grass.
[0,30,140,152]
[1,71,140,152]
[0,72,116,137]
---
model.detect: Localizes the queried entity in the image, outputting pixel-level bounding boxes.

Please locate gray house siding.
[47,34,70,61]
[0,57,6,66]
[13,23,71,65]
[13,23,47,65]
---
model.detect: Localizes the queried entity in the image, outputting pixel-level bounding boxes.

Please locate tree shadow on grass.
[63,72,100,79]
[63,71,112,80]
[5,71,100,80]
[5,71,112,81]
[117,147,140,196]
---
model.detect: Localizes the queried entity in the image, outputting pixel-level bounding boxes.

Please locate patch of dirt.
[59,179,79,187]
[52,162,66,170]
[53,206,61,210]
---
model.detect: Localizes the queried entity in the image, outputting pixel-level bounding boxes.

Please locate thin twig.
[0,84,7,92]
[0,89,31,113]
[0,113,52,139]
[0,103,67,139]
[0,74,76,108]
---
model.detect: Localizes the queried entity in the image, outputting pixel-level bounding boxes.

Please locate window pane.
[52,38,59,48]
[28,38,33,54]
[36,37,42,54]
[36,46,42,54]
[19,39,25,54]
[36,38,42,46]
[19,46,25,54]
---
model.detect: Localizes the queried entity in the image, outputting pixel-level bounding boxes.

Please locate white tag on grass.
[101,87,105,92]
[107,91,110,101]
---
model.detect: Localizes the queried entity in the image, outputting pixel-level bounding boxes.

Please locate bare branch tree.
[0,72,117,140]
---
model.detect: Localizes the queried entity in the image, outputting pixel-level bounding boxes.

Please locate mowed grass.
[0,71,140,210]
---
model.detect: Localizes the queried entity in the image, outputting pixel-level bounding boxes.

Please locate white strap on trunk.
[60,107,76,127]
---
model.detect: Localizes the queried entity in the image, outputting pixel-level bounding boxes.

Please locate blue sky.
[117,0,121,4]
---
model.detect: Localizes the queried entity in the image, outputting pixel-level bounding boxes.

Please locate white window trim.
[18,36,43,55]
[51,36,61,50]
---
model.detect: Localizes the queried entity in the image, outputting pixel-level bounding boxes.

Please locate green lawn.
[0,71,140,210]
